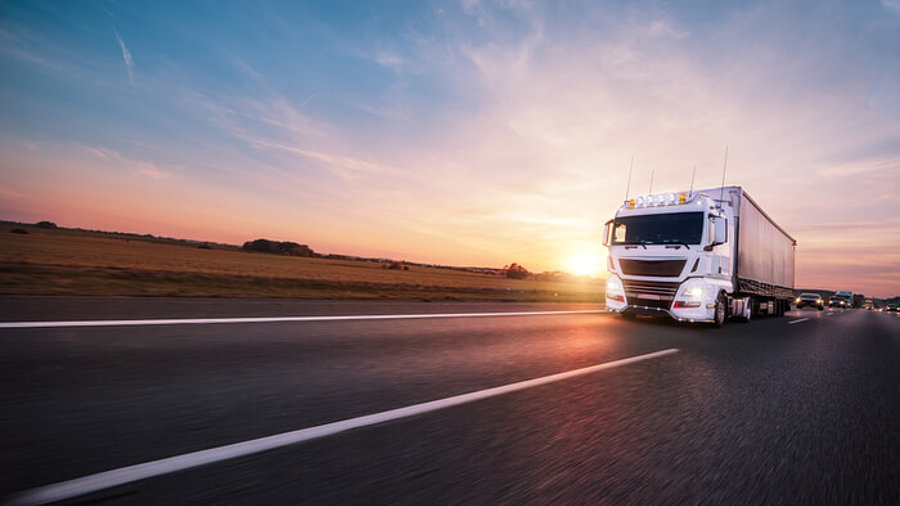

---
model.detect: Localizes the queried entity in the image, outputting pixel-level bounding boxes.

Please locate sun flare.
[565,252,602,277]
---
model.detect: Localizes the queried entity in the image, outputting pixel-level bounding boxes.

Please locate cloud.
[261,143,398,180]
[644,20,690,39]
[113,28,134,86]
[83,145,172,180]
[375,52,405,68]
[816,155,900,178]
[883,0,900,16]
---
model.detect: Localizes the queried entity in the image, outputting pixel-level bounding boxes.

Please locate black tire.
[621,311,636,320]
[713,292,727,327]
[817,305,824,311]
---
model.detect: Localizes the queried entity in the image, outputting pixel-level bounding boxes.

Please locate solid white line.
[788,317,810,324]
[0,310,607,329]
[6,348,677,506]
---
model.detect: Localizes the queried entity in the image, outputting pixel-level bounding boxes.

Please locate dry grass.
[0,224,604,302]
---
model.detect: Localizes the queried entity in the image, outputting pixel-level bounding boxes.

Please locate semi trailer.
[602,186,796,326]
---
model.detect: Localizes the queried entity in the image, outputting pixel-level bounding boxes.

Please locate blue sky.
[1,0,899,295]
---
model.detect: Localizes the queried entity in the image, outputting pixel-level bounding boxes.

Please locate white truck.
[602,186,796,326]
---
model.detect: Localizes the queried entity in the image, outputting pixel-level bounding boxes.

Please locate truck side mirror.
[714,216,727,245]
[602,220,613,247]
[707,216,727,249]
[703,216,728,251]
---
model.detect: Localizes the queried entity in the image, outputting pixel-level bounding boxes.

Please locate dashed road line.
[788,317,810,324]
[6,348,678,506]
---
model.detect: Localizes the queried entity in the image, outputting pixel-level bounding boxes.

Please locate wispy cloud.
[375,51,404,68]
[268,145,397,180]
[113,28,134,87]
[83,145,171,179]
[644,20,690,40]
[883,0,900,16]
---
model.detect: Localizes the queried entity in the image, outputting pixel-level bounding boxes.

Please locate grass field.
[0,223,605,302]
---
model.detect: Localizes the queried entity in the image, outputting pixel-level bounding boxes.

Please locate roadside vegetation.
[0,222,604,302]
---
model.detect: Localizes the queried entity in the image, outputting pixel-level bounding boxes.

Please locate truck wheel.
[713,293,726,327]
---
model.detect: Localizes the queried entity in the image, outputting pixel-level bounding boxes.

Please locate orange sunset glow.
[1,1,898,297]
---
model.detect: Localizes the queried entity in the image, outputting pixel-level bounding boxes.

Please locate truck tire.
[713,292,727,327]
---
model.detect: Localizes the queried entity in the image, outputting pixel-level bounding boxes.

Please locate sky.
[1,0,898,297]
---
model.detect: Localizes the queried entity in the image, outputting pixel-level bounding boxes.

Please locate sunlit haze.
[1,1,898,296]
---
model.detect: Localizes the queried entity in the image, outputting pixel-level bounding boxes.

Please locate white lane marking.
[6,348,677,506]
[788,317,810,324]
[0,310,607,329]
[824,312,834,316]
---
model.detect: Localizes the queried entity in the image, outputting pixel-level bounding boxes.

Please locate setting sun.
[565,252,602,277]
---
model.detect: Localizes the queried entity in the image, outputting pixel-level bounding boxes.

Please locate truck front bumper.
[607,297,716,323]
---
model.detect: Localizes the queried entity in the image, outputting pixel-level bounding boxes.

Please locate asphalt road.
[1,296,897,505]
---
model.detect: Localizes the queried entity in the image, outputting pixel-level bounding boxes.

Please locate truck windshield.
[612,212,704,245]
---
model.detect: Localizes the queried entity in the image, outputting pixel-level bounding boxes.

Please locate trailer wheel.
[713,292,727,327]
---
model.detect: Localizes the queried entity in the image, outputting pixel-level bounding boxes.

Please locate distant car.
[796,293,825,310]
[828,296,846,308]
[886,303,899,313]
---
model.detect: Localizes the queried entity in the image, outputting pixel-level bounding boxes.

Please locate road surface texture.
[1,296,897,505]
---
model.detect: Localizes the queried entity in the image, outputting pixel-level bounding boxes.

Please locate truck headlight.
[679,279,705,299]
[606,274,624,294]
[685,287,703,298]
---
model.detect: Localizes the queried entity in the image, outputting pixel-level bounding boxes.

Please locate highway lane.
[1,298,897,505]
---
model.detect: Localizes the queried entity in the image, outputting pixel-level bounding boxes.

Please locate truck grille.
[623,279,681,309]
[619,259,686,277]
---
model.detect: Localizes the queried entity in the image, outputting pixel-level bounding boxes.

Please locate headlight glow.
[679,279,706,300]
[606,275,624,293]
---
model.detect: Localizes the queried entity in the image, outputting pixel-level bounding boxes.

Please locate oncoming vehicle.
[795,293,824,310]
[829,295,848,308]
[602,186,796,326]
[835,290,853,308]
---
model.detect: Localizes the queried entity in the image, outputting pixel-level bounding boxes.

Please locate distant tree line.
[504,262,530,279]
[241,239,315,257]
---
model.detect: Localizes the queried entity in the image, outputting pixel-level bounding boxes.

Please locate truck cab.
[603,192,731,324]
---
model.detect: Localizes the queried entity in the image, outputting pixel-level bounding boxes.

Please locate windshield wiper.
[618,241,648,249]
[660,241,691,250]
